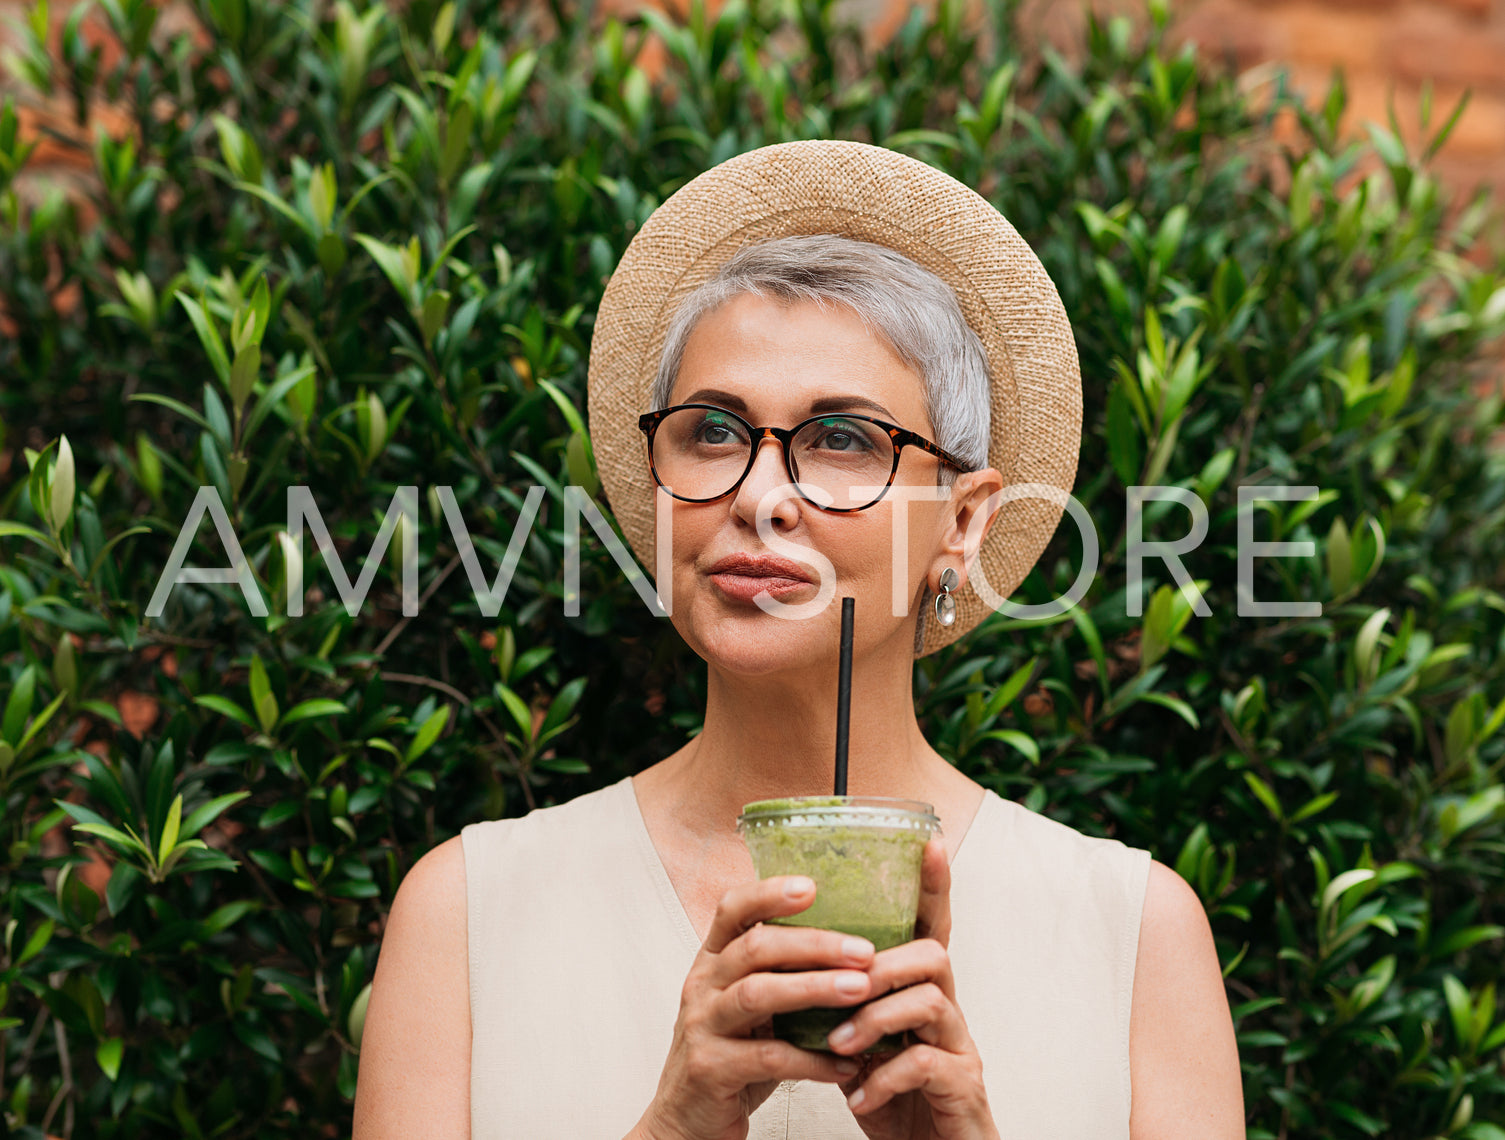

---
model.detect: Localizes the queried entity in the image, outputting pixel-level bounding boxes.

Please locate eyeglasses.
[637,403,973,513]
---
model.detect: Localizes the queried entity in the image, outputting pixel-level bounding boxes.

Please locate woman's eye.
[694,416,741,445]
[811,419,873,452]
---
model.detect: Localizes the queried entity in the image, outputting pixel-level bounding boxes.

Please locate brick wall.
[4,1,1504,205]
[0,0,209,211]
[1014,0,1505,208]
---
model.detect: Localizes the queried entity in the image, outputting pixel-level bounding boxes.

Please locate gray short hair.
[650,234,991,476]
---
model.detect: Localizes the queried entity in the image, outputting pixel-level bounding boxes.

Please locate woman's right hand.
[632,874,877,1140]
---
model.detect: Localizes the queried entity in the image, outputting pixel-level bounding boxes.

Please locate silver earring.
[933,567,958,627]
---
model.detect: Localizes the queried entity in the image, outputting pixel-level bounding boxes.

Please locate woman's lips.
[707,554,814,602]
[709,572,812,601]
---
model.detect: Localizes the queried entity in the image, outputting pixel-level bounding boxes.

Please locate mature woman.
[352,141,1244,1139]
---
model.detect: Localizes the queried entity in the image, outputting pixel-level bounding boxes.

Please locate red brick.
[1015,0,1145,60]
[1432,0,1493,18]
[1426,86,1505,155]
[1271,4,1389,71]
[1172,0,1280,70]
[13,96,133,171]
[1432,150,1505,208]
[1389,25,1505,91]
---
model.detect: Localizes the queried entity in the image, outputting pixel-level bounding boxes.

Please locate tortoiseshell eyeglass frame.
[636,402,976,513]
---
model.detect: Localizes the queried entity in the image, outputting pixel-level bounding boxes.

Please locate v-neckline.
[620,775,995,954]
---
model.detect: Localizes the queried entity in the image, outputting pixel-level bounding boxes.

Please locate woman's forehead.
[669,294,930,424]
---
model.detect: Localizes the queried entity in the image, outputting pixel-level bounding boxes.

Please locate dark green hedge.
[2,0,1504,1136]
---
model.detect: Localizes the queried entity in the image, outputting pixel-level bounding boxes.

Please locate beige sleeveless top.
[462,776,1151,1138]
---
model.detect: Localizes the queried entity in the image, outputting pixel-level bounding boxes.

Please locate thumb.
[913,836,952,946]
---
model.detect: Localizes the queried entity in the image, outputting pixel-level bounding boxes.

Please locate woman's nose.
[730,436,801,529]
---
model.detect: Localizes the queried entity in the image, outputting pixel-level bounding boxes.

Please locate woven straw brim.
[586,140,1082,656]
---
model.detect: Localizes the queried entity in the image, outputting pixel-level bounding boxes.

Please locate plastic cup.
[736,795,941,1053]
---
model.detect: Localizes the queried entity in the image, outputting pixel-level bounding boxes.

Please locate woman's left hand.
[827,836,999,1140]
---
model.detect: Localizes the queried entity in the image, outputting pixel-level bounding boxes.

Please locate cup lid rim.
[736,795,940,825]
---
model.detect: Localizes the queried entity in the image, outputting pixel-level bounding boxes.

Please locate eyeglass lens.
[651,407,896,510]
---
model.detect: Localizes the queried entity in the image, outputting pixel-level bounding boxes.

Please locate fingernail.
[829,1020,857,1046]
[834,973,867,996]
[834,1059,858,1076]
[784,876,813,898]
[841,936,873,961]
[848,1087,867,1110]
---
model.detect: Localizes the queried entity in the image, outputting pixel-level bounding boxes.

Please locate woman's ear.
[935,467,1004,591]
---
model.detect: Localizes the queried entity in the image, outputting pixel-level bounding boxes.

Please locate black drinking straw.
[834,596,855,796]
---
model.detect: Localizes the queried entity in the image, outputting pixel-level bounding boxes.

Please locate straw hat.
[586,139,1082,656]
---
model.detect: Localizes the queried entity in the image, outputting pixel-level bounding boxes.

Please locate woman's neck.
[640,642,966,842]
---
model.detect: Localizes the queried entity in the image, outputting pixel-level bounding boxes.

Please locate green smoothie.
[736,796,940,1054]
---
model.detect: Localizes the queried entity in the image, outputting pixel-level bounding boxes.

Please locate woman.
[352,141,1245,1139]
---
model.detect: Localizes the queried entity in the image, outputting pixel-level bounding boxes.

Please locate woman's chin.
[672,602,833,677]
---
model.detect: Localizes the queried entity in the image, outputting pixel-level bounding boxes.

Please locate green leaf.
[233,179,317,239]
[1328,1101,1386,1136]
[308,163,338,233]
[156,793,183,867]
[355,233,417,305]
[405,704,451,764]
[96,1036,123,1081]
[0,520,53,548]
[1152,204,1188,273]
[880,128,963,153]
[1243,772,1283,823]
[229,343,260,412]
[1327,515,1353,596]
[106,862,141,916]
[419,288,450,347]
[180,791,251,841]
[494,683,534,742]
[249,654,278,734]
[1444,974,1474,1049]
[440,101,473,184]
[1321,868,1377,927]
[280,699,348,726]
[243,361,318,446]
[1174,823,1211,892]
[537,378,587,437]
[17,917,54,965]
[1105,384,1141,486]
[127,391,214,434]
[983,657,1038,722]
[979,729,1039,765]
[1354,607,1390,682]
[566,430,598,499]
[1290,791,1339,823]
[1140,691,1200,729]
[541,678,587,738]
[432,1,455,52]
[194,694,257,729]
[360,390,388,465]
[176,292,231,386]
[1141,583,1195,671]
[1069,605,1109,696]
[17,691,66,755]
[49,433,75,532]
[212,114,262,183]
[201,900,257,936]
[1,664,37,745]
[317,232,348,276]
[348,981,373,1049]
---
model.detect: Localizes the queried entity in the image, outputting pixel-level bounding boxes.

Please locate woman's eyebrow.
[677,388,897,421]
[808,395,896,420]
[680,387,747,411]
